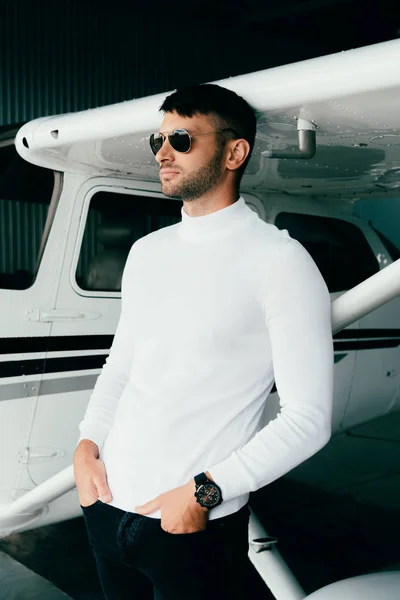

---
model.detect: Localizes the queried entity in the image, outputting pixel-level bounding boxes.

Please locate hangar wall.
[0,0,315,127]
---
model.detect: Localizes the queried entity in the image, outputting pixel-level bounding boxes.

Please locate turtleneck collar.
[178,197,255,243]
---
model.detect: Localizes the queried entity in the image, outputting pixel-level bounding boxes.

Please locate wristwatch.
[194,472,223,509]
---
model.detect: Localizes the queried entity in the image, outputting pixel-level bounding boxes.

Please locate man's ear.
[225,139,250,172]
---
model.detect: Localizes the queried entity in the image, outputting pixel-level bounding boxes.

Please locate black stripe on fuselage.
[1,330,400,357]
[0,330,399,379]
[332,329,400,350]
[334,339,400,351]
[0,355,108,378]
[0,335,114,355]
[333,329,400,340]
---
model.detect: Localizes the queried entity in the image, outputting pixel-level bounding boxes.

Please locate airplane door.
[271,210,376,433]
[271,210,398,495]
[341,228,400,431]
[0,139,58,502]
[26,180,182,485]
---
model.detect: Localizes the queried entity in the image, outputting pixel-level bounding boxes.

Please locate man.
[74,84,334,600]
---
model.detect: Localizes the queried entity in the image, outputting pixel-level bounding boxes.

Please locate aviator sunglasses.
[149,128,236,156]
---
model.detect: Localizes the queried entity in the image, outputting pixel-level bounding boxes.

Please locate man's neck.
[182,189,238,218]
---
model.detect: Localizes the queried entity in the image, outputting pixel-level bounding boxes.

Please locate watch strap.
[194,472,209,487]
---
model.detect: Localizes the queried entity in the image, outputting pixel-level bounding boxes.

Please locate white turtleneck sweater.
[78,197,334,520]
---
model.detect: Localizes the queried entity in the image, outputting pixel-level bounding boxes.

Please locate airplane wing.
[15,38,400,202]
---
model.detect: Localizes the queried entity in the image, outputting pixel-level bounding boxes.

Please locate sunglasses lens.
[150,133,163,155]
[169,130,191,153]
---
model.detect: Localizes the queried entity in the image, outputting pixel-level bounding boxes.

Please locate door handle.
[28,309,101,322]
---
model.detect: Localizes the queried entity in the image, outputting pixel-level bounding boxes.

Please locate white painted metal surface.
[332,259,400,334]
[15,40,400,151]
[304,572,400,599]
[0,465,74,533]
[249,508,306,599]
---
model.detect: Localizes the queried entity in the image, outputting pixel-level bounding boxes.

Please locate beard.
[161,144,224,201]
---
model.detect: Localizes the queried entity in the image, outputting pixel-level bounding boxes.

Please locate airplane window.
[371,226,400,262]
[76,191,182,292]
[275,213,379,293]
[0,142,54,290]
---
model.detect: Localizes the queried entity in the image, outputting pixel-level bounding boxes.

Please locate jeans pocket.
[159,522,209,536]
[117,512,145,550]
[80,499,102,511]
[159,524,211,553]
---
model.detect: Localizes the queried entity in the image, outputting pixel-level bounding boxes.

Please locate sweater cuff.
[77,423,109,453]
[207,451,253,502]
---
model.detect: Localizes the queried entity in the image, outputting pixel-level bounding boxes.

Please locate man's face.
[154,111,225,201]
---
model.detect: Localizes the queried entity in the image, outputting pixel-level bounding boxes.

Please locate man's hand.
[73,439,112,507]
[134,479,209,534]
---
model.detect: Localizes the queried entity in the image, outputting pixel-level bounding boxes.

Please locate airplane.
[1,37,400,599]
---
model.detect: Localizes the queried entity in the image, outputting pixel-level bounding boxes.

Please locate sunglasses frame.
[149,127,236,156]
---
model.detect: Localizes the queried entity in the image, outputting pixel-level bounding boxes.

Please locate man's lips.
[160,169,180,176]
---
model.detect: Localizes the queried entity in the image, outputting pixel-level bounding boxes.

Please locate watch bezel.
[194,482,222,508]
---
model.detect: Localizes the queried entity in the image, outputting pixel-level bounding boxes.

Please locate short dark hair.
[159,84,257,191]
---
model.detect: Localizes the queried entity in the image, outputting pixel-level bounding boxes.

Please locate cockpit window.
[0,141,54,290]
[76,191,182,293]
[275,212,379,293]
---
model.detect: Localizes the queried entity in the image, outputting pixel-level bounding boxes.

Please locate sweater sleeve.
[208,239,334,501]
[77,244,137,452]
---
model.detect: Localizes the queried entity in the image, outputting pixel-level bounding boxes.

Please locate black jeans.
[82,500,251,600]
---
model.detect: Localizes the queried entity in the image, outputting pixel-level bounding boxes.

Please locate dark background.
[1,0,400,127]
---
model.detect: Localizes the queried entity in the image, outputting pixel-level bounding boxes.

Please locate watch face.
[197,483,221,507]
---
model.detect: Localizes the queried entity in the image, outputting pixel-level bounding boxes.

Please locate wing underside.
[15,39,400,202]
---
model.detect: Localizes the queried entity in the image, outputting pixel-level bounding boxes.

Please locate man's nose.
[155,137,174,164]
